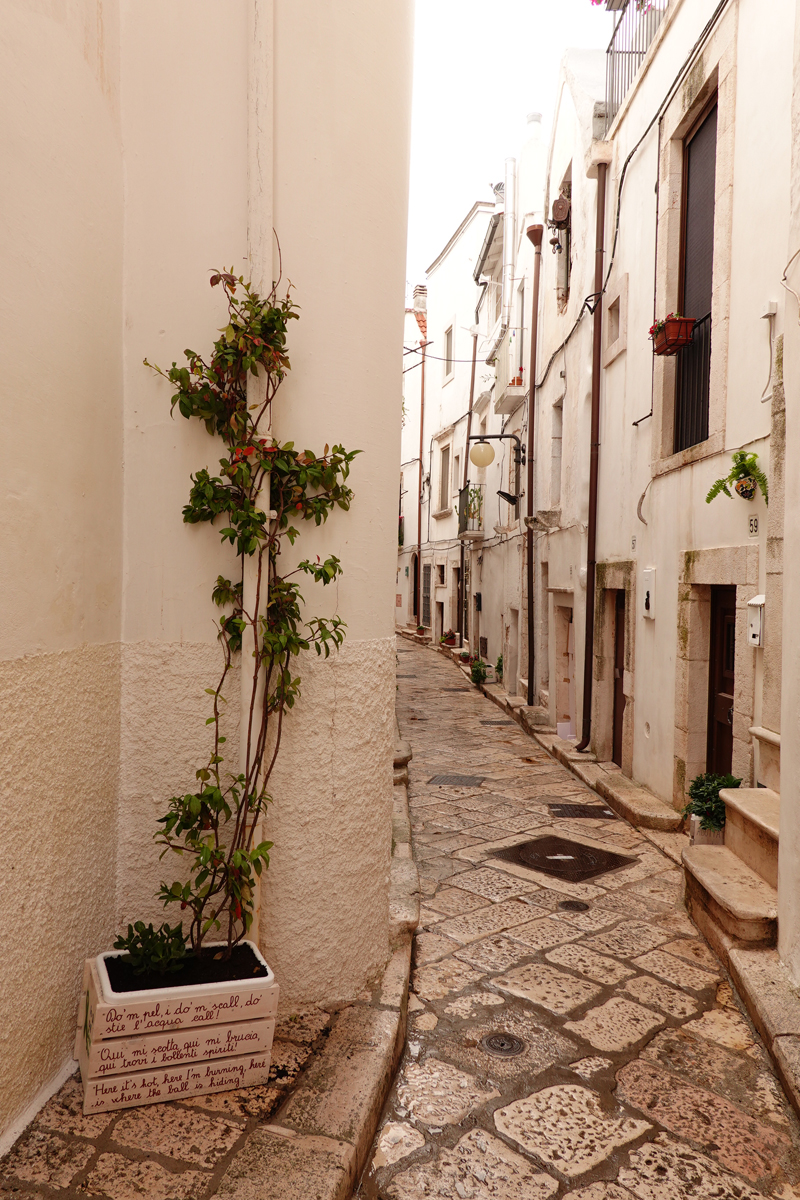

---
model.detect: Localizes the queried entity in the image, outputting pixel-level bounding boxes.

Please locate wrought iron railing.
[674,313,712,452]
[458,482,485,539]
[605,1,668,132]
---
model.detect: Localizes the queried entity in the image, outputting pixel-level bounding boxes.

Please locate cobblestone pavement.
[0,1011,331,1199]
[358,639,800,1199]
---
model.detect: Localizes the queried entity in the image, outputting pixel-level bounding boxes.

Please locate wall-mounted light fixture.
[467,433,525,505]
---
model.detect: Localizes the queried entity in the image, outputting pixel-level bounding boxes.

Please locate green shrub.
[471,659,487,686]
[113,921,187,975]
[682,772,741,831]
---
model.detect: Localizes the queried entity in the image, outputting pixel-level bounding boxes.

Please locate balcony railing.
[605,1,668,132]
[458,482,485,540]
[492,326,525,415]
[674,312,712,452]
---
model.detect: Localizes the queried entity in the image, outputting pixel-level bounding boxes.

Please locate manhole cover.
[480,1033,526,1058]
[396,674,416,678]
[480,720,515,726]
[427,774,485,787]
[491,835,638,882]
[558,899,590,912]
[549,803,617,820]
[442,687,471,692]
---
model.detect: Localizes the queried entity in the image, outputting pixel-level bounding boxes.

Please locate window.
[453,454,460,495]
[493,282,502,326]
[438,445,451,512]
[437,564,445,585]
[444,326,454,378]
[674,101,717,453]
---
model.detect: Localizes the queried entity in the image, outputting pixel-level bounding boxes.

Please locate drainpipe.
[501,158,517,331]
[576,161,607,752]
[459,330,479,639]
[526,225,544,707]
[416,340,427,624]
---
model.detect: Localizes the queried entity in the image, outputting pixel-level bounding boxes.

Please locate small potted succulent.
[649,312,695,356]
[682,772,741,845]
[706,450,768,506]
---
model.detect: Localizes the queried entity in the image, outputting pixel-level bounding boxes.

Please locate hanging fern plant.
[706,450,768,506]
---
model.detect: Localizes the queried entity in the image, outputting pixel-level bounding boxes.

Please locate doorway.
[612,590,626,767]
[707,585,736,775]
[411,554,418,621]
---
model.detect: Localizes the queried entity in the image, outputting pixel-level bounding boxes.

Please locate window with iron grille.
[674,101,717,453]
[422,563,432,628]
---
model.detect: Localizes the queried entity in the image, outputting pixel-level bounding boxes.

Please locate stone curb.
[471,674,683,832]
[215,729,419,1199]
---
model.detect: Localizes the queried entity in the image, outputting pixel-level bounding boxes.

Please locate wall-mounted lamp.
[469,439,496,468]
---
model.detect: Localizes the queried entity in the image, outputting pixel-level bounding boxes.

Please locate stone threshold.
[215,733,420,1199]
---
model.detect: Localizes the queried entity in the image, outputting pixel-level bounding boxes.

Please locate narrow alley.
[359,639,800,1199]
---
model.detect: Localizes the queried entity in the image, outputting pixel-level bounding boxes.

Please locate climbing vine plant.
[132,269,358,960]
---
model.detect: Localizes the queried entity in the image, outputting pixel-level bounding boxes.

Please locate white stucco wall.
[0,0,124,1140]
[0,0,412,1144]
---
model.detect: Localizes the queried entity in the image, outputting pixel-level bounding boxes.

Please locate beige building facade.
[1,0,412,1148]
[398,0,800,988]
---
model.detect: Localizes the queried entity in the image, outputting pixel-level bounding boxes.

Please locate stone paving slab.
[356,639,800,1200]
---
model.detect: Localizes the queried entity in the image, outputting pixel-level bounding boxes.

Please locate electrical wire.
[780,247,800,324]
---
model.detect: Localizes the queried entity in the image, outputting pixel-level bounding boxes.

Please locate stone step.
[721,787,779,888]
[682,844,777,961]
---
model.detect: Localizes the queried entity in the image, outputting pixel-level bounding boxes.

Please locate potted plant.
[441,628,457,646]
[460,650,470,662]
[76,268,358,1115]
[495,654,504,684]
[470,658,488,686]
[416,624,426,635]
[706,450,768,506]
[649,312,695,356]
[682,772,741,846]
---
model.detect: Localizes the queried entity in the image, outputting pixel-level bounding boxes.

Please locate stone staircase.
[682,787,779,962]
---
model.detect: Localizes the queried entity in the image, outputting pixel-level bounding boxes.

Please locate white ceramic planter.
[689,814,726,846]
[75,940,278,1114]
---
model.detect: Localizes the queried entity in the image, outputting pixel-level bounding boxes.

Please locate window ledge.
[432,507,453,520]
[652,431,724,479]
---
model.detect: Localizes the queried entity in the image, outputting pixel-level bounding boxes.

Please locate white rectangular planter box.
[76,940,278,1114]
[689,814,726,846]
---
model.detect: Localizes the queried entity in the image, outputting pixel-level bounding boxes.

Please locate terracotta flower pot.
[734,476,758,501]
[76,940,278,1114]
[651,316,695,357]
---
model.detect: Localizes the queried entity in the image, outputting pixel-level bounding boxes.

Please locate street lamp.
[469,439,496,468]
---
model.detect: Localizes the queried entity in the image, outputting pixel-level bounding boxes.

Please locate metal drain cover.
[480,1032,526,1058]
[549,802,617,820]
[480,720,515,726]
[442,687,471,692]
[427,774,485,787]
[491,835,637,882]
[395,674,417,678]
[558,899,590,912]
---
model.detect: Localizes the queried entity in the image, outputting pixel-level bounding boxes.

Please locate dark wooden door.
[612,590,626,767]
[707,585,736,775]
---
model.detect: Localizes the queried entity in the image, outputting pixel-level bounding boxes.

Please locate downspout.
[459,328,479,639]
[498,156,517,359]
[525,225,544,707]
[416,341,426,623]
[576,161,608,752]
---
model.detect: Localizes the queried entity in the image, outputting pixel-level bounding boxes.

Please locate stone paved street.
[358,639,800,1199]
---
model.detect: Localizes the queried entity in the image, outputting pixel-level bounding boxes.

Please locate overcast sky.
[406,0,614,293]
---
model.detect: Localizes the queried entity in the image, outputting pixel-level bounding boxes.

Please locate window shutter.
[675,102,717,453]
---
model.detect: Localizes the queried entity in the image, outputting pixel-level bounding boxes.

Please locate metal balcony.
[605,0,668,132]
[458,483,485,541]
[492,326,526,416]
